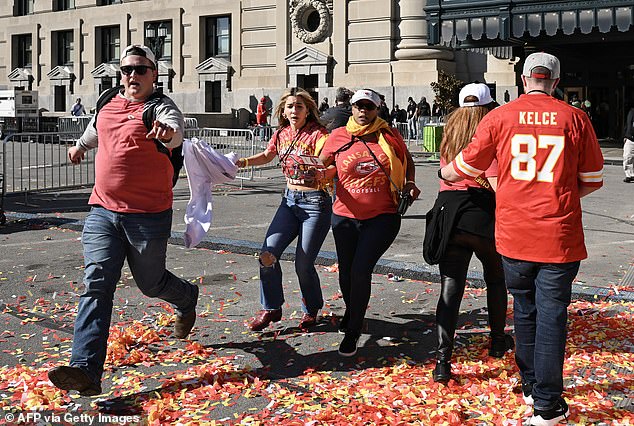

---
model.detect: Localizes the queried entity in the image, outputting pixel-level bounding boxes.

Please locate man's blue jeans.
[502,256,580,410]
[259,189,332,314]
[70,207,198,383]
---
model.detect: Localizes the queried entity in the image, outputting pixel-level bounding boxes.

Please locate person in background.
[406,97,418,139]
[390,104,406,126]
[71,98,86,116]
[48,45,197,397]
[319,97,330,114]
[440,52,603,426]
[504,90,511,104]
[377,94,390,122]
[623,104,634,183]
[237,87,332,331]
[321,87,353,131]
[417,96,431,125]
[432,100,442,118]
[428,83,513,384]
[256,97,269,126]
[581,100,592,119]
[319,89,420,357]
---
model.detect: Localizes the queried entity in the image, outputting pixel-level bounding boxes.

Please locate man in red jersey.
[48,45,199,397]
[439,52,603,426]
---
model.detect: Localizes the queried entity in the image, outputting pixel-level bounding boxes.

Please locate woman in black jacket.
[429,83,514,383]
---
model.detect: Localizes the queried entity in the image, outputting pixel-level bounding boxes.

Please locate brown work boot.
[174,310,197,339]
[48,366,102,397]
[248,309,282,331]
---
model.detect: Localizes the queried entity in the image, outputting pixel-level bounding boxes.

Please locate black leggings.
[436,230,508,361]
[332,213,401,335]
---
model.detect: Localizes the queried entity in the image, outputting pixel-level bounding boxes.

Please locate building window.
[205,16,230,59]
[54,30,74,66]
[53,0,75,11]
[98,26,120,64]
[144,21,172,61]
[15,0,34,16]
[14,34,33,68]
[97,0,121,5]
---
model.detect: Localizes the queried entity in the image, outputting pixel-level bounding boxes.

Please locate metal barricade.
[58,116,93,143]
[2,132,94,195]
[191,128,256,180]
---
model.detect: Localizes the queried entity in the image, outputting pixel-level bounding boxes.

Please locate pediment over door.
[91,63,119,78]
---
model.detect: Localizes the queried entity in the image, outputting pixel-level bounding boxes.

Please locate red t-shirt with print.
[90,96,173,213]
[266,121,328,186]
[321,127,407,220]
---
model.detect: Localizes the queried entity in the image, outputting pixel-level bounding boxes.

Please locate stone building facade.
[0,0,516,127]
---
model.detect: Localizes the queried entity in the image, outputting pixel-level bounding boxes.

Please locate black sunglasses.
[353,102,377,111]
[120,65,155,76]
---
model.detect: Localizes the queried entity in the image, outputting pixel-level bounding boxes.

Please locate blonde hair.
[440,99,492,162]
[273,87,322,128]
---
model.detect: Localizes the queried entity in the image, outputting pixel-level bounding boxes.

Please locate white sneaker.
[528,398,569,426]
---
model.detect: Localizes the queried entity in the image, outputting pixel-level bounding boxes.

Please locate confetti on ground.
[0,289,632,425]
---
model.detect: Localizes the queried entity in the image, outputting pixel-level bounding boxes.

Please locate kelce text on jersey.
[519,111,558,126]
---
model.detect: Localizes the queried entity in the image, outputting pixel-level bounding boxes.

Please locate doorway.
[54,85,66,113]
[297,74,319,103]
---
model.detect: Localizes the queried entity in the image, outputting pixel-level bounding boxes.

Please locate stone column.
[394,0,453,61]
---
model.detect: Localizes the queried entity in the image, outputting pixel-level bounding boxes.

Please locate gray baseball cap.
[522,52,560,80]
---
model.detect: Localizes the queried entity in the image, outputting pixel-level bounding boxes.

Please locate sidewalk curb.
[7,212,634,303]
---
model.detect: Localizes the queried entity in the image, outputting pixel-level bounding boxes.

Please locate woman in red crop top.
[320,89,420,357]
[237,88,332,332]
[428,83,513,383]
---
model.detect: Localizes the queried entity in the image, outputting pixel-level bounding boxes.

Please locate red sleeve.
[266,130,279,155]
[452,114,497,179]
[576,113,604,187]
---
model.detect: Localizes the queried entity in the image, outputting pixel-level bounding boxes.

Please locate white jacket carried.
[182,138,239,248]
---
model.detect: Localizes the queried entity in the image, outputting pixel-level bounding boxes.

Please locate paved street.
[0,144,632,424]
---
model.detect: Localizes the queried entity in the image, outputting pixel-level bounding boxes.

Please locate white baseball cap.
[459,83,493,107]
[350,89,381,107]
[522,52,560,80]
[120,44,157,66]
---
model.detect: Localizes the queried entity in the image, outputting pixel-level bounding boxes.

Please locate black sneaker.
[338,332,360,357]
[48,366,102,397]
[529,398,569,426]
[522,382,534,405]
[489,334,515,358]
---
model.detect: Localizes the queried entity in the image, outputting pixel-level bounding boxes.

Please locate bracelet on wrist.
[405,180,416,185]
[437,168,447,181]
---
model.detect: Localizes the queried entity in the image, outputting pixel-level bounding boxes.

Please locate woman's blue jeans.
[502,256,580,410]
[331,213,401,335]
[70,207,199,383]
[259,189,332,314]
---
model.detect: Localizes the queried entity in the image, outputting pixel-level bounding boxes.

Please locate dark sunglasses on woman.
[120,65,155,76]
[353,102,377,111]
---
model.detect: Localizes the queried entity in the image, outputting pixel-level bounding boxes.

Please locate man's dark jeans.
[502,256,580,410]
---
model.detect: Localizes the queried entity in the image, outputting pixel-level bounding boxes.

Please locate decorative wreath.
[290,0,332,44]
